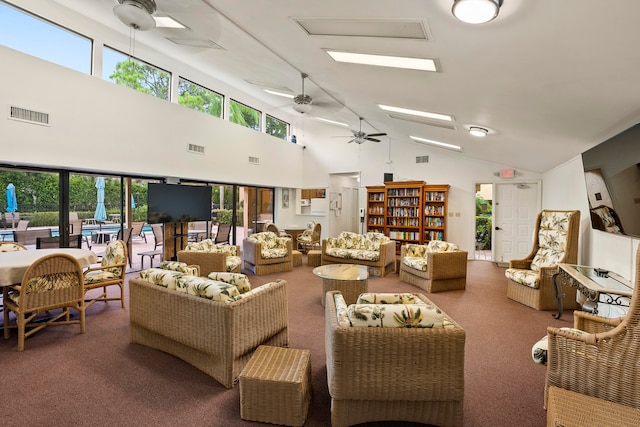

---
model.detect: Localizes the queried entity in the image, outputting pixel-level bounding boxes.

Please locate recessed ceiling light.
[154,16,187,29]
[264,89,294,99]
[326,50,437,72]
[410,136,462,151]
[315,117,350,127]
[379,104,453,122]
[469,126,488,137]
[452,0,502,24]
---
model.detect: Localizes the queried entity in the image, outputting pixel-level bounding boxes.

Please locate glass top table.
[313,264,370,306]
[553,263,632,319]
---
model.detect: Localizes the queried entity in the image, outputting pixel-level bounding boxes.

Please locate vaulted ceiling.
[47,0,640,173]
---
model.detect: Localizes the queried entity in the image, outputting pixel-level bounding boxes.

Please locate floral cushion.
[325,248,380,261]
[102,240,127,276]
[234,281,274,300]
[326,232,390,260]
[403,257,429,271]
[0,243,26,252]
[530,211,572,271]
[247,231,279,249]
[404,244,427,258]
[226,256,242,272]
[84,270,121,285]
[347,303,445,328]
[207,272,251,293]
[176,276,240,303]
[357,293,428,305]
[532,328,585,365]
[9,272,80,305]
[591,206,621,233]
[184,239,238,256]
[426,240,460,252]
[159,261,198,276]
[505,268,540,288]
[139,268,184,290]
[334,293,351,327]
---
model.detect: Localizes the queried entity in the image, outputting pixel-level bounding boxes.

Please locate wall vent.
[8,105,50,126]
[416,155,430,164]
[187,143,205,154]
[248,156,260,165]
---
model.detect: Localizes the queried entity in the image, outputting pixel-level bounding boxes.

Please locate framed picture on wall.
[282,188,289,209]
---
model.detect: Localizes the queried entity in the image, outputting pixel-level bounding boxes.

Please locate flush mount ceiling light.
[469,126,488,137]
[452,0,502,24]
[114,0,157,31]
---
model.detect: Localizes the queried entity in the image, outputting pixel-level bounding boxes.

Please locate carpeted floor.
[0,257,575,426]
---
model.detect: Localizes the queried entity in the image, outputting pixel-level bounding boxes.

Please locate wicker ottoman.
[292,250,302,267]
[307,250,321,267]
[239,345,312,426]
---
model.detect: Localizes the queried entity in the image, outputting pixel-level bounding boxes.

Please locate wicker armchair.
[545,243,640,411]
[399,241,468,293]
[83,239,128,309]
[3,253,85,351]
[325,290,465,427]
[177,244,242,275]
[297,222,321,253]
[505,210,580,310]
[243,232,292,275]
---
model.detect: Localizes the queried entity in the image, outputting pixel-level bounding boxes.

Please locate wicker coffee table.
[313,264,369,306]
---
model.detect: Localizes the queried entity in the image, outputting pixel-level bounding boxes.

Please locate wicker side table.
[239,345,312,427]
[547,386,640,427]
[307,250,321,267]
[292,250,302,267]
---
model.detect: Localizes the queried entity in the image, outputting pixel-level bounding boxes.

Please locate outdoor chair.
[297,222,321,253]
[69,219,90,249]
[545,242,640,411]
[3,253,86,351]
[151,223,164,250]
[15,220,29,231]
[130,221,147,243]
[214,223,231,244]
[116,228,133,267]
[505,210,580,310]
[4,212,21,228]
[36,235,82,249]
[83,239,128,309]
[13,228,51,247]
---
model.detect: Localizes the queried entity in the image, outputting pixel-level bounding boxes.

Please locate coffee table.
[313,264,369,306]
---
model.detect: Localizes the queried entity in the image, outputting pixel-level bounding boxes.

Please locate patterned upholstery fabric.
[207,272,251,293]
[102,240,126,275]
[233,281,275,300]
[246,231,289,258]
[160,261,199,276]
[9,272,79,304]
[333,293,351,327]
[402,241,462,272]
[0,242,27,252]
[505,211,573,289]
[532,328,585,365]
[139,268,184,290]
[176,276,240,303]
[297,221,317,244]
[347,303,445,328]
[591,206,621,233]
[184,239,238,256]
[325,231,391,262]
[357,293,428,305]
[225,256,242,272]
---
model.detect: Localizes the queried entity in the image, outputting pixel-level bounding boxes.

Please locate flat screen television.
[147,183,212,224]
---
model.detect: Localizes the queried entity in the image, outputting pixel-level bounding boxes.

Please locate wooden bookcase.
[384,181,424,253]
[365,181,450,253]
[365,186,386,234]
[423,184,449,243]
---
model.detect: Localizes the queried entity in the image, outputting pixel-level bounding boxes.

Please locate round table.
[313,264,369,306]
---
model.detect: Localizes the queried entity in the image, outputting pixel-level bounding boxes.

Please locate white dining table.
[0,248,98,287]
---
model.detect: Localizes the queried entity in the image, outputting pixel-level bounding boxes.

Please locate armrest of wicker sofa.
[379,240,396,269]
[177,251,226,276]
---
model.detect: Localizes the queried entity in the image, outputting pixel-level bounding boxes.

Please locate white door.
[494,182,541,264]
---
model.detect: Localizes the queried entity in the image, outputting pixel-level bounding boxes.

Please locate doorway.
[475,183,493,260]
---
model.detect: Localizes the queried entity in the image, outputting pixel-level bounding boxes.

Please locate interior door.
[493,182,541,264]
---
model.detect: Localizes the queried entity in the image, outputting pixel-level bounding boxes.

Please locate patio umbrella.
[6,183,17,228]
[131,194,136,209]
[94,177,107,223]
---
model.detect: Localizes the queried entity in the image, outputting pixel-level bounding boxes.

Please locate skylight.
[379,104,453,122]
[154,16,187,29]
[326,51,437,72]
[410,136,462,151]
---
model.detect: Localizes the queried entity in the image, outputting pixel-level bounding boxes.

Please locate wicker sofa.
[325,290,465,427]
[321,231,396,277]
[177,239,242,275]
[399,241,468,293]
[129,273,289,388]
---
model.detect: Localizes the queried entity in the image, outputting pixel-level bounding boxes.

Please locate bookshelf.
[384,181,424,253]
[423,184,449,243]
[365,186,386,234]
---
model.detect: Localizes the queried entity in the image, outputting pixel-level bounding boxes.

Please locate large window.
[229,99,261,131]
[178,77,223,118]
[0,1,91,74]
[103,46,170,101]
[266,115,289,141]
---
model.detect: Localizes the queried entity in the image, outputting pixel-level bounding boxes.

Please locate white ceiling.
[46,0,640,173]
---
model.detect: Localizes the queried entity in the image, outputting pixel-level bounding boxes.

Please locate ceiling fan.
[344,117,387,144]
[292,73,313,114]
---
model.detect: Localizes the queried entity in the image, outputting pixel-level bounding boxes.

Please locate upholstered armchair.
[297,221,321,253]
[399,241,468,293]
[590,205,624,234]
[83,239,128,309]
[178,239,242,275]
[505,210,580,310]
[243,231,292,275]
[544,243,640,411]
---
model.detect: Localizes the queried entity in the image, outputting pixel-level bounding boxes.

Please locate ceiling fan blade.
[347,138,356,144]
[366,137,381,143]
[367,133,387,137]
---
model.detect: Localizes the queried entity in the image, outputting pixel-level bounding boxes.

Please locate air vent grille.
[9,106,50,126]
[248,156,260,165]
[416,155,429,164]
[187,143,205,154]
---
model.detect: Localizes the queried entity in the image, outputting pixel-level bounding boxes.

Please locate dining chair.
[116,228,133,267]
[83,239,128,309]
[3,252,86,351]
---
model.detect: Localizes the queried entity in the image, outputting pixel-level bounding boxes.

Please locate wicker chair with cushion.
[178,239,242,275]
[264,222,292,240]
[399,240,468,293]
[0,241,28,252]
[83,239,128,309]
[325,291,465,427]
[544,243,640,411]
[505,210,580,310]
[243,231,292,276]
[296,221,321,253]
[3,253,85,351]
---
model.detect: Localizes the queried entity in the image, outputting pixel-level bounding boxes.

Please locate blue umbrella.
[94,177,107,222]
[6,183,17,213]
[131,194,136,209]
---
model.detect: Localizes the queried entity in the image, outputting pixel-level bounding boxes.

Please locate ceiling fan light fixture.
[293,102,312,114]
[469,126,489,137]
[452,0,502,24]
[114,0,157,31]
